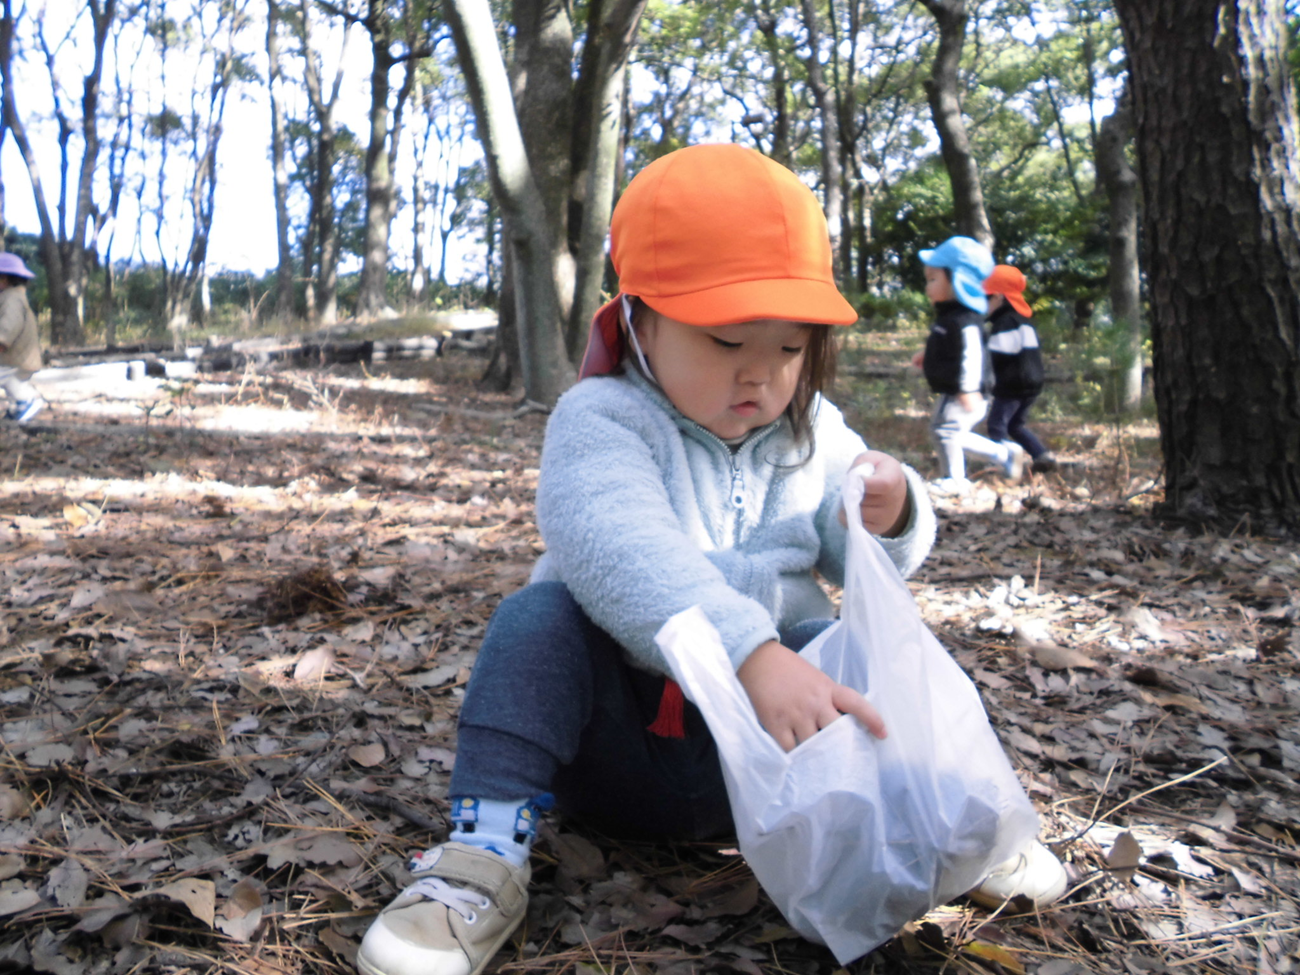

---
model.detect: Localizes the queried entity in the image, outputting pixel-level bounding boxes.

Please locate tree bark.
[513,0,577,337]
[1112,0,1300,533]
[356,14,398,320]
[267,0,295,324]
[567,0,646,357]
[298,0,347,326]
[754,0,791,167]
[442,0,574,405]
[1094,85,1142,411]
[918,0,993,249]
[801,0,843,283]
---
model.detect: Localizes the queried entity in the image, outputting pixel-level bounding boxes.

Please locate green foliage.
[1037,303,1151,420]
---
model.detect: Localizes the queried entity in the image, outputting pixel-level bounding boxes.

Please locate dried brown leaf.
[216,878,264,942]
[1106,831,1142,881]
[153,878,216,926]
[348,741,386,767]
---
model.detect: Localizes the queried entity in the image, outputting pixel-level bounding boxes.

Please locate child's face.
[923,265,955,304]
[636,311,809,439]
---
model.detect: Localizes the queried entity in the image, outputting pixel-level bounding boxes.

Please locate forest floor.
[1,334,1298,975]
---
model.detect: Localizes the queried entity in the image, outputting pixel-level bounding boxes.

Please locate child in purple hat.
[0,252,45,424]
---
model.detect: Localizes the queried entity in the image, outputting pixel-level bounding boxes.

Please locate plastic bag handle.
[838,462,920,660]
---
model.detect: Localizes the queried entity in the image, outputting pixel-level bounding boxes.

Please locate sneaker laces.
[402,875,492,923]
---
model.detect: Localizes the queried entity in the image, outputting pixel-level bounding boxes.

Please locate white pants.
[931,394,1010,481]
[0,365,38,404]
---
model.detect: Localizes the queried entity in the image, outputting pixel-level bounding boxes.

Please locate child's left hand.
[846,451,911,537]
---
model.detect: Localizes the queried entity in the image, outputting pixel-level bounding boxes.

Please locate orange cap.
[983,264,1033,318]
[609,144,856,327]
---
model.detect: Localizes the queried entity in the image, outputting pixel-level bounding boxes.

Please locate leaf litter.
[0,355,1297,974]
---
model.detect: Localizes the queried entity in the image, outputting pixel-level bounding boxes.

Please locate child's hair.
[627,297,838,449]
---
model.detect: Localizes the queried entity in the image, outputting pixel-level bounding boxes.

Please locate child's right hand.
[737,640,887,751]
[911,350,925,369]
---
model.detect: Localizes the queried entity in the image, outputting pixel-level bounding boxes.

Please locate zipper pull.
[730,465,745,509]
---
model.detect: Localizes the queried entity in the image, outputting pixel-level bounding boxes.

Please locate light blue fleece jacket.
[530,369,937,677]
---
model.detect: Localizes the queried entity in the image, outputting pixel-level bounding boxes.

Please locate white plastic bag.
[655,466,1039,964]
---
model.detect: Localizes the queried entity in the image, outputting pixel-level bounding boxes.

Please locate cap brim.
[638,278,858,327]
[1006,294,1032,317]
[918,248,938,266]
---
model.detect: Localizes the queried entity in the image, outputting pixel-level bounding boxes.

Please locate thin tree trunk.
[442,0,574,405]
[755,0,791,166]
[513,0,577,336]
[568,0,646,358]
[356,4,397,319]
[918,0,993,249]
[299,0,346,326]
[1095,86,1142,411]
[268,0,295,324]
[801,0,843,284]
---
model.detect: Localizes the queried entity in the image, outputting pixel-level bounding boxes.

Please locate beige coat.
[0,285,41,374]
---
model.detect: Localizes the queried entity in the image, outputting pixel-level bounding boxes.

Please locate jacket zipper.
[686,420,775,514]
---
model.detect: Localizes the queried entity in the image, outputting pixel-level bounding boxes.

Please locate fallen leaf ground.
[1,343,1298,975]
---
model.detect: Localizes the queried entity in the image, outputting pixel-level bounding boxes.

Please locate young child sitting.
[912,237,1025,494]
[984,264,1054,472]
[356,147,1063,975]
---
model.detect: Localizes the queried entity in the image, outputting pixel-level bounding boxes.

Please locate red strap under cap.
[647,678,686,738]
[579,296,626,379]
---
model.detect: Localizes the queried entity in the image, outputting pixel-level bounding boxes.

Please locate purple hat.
[0,253,34,279]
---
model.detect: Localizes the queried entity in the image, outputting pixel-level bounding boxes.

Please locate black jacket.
[986,304,1045,398]
[923,300,987,395]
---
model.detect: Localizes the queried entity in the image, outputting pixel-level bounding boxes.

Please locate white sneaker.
[1001,442,1027,483]
[356,842,529,975]
[968,840,1068,909]
[928,477,973,497]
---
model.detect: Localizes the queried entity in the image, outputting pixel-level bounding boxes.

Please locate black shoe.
[1033,452,1057,473]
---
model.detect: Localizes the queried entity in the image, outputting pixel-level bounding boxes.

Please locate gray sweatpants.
[930,395,1010,481]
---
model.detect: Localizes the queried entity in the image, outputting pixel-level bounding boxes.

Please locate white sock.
[446,796,547,868]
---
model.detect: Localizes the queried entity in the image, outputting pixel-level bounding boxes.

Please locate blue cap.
[919,236,994,313]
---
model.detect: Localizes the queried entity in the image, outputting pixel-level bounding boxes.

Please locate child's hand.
[956,391,983,412]
[911,350,925,369]
[737,640,887,751]
[845,451,911,537]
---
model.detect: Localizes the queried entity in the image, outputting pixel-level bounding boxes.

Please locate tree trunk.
[754,0,791,167]
[443,0,574,405]
[918,0,993,249]
[513,0,577,337]
[299,0,346,326]
[267,0,295,324]
[1094,86,1142,411]
[567,0,646,358]
[356,3,398,320]
[801,0,843,284]
[1112,0,1300,533]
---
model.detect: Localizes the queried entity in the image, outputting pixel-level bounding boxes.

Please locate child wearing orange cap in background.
[984,265,1054,473]
[356,146,1062,975]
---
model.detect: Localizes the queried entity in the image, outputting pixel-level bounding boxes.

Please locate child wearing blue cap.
[912,236,1025,494]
